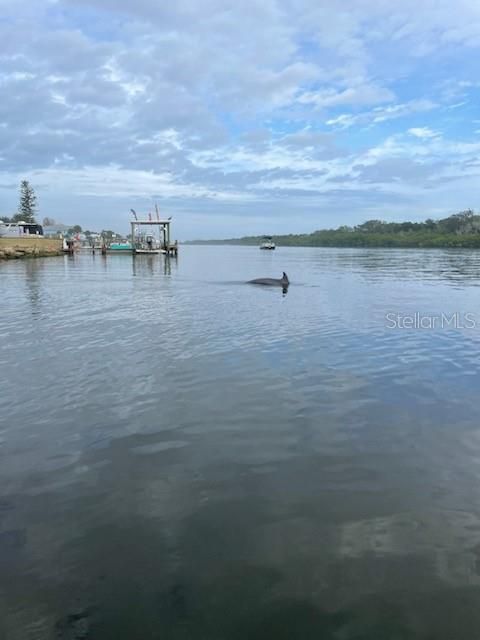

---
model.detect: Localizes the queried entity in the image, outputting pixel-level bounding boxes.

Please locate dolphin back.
[248,273,289,287]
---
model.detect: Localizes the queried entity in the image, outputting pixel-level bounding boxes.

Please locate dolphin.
[247,272,289,288]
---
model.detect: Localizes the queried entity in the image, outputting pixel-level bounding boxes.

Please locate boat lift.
[130,218,178,256]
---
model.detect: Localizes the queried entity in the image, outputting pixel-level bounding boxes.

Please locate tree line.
[190,210,480,249]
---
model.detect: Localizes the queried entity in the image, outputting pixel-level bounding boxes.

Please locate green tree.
[18,180,37,222]
[356,219,386,233]
[73,224,82,233]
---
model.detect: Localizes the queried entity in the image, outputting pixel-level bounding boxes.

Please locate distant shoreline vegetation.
[186,210,480,249]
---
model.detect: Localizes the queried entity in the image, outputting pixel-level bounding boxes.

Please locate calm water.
[2,246,480,639]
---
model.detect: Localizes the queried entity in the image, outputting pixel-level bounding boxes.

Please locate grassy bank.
[0,237,63,260]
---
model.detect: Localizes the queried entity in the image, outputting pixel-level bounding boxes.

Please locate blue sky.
[0,0,480,238]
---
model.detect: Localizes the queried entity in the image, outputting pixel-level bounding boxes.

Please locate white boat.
[0,221,44,238]
[134,248,166,254]
[260,236,276,250]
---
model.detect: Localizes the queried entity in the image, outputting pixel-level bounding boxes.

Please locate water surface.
[2,246,480,639]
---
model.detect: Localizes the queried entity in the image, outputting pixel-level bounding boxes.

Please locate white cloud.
[371,99,437,123]
[408,127,440,139]
[297,83,394,109]
[326,114,359,128]
[326,99,437,130]
[0,166,257,203]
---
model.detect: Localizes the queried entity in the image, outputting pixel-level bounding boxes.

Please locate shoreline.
[183,241,480,250]
[0,237,63,260]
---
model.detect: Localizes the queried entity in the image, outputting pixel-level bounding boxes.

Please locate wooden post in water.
[131,221,136,254]
[162,224,166,251]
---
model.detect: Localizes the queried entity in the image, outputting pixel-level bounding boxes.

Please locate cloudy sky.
[1,0,479,238]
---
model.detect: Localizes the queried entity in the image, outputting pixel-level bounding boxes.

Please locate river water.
[2,246,480,639]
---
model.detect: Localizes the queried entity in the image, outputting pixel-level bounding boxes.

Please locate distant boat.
[260,236,276,250]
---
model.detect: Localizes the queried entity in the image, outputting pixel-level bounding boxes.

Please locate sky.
[1,0,480,239]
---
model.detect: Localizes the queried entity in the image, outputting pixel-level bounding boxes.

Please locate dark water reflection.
[2,246,480,638]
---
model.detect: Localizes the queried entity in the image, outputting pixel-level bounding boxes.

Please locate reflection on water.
[2,246,480,638]
[326,247,480,285]
[132,253,176,277]
[23,258,44,317]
